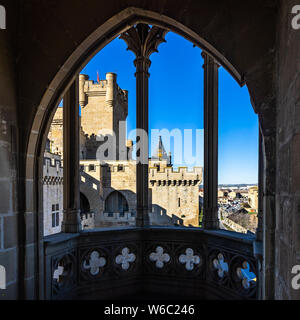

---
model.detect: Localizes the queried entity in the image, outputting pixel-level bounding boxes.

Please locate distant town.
[200,184,258,234]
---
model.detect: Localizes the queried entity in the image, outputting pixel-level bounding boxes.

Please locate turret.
[79,74,89,107]
[105,72,117,107]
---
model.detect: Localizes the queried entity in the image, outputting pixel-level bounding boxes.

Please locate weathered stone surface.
[0,181,12,214]
[3,214,18,249]
[291,134,300,193]
[0,248,17,284]
[275,0,300,300]
[24,244,37,279]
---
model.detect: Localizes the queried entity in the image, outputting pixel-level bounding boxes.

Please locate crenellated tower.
[79,72,130,160]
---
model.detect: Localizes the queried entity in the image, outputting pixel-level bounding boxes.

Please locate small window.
[178,198,181,207]
[108,212,113,217]
[56,203,59,211]
[52,213,56,228]
[117,164,124,172]
[52,204,55,211]
[55,212,59,226]
[119,212,125,218]
[89,164,96,171]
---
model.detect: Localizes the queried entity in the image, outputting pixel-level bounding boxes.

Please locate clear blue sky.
[81,32,258,184]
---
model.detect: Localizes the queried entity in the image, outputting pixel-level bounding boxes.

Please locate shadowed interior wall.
[4,0,300,300]
[0,0,19,299]
[275,0,300,300]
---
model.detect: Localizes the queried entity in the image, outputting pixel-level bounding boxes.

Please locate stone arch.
[80,178,103,217]
[23,5,276,299]
[80,192,90,214]
[26,6,250,240]
[104,190,129,213]
[103,189,136,214]
[27,6,248,164]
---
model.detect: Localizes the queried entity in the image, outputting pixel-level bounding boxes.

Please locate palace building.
[1,1,298,300]
[44,72,202,234]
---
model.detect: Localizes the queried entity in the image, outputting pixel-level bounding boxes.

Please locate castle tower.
[79,72,128,160]
[48,107,63,157]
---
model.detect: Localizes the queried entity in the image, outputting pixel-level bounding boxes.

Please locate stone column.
[254,128,264,300]
[120,24,168,227]
[61,77,81,233]
[256,129,263,241]
[201,52,220,229]
[135,55,151,226]
[262,130,276,300]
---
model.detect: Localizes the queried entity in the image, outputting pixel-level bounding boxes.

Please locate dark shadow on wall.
[80,166,188,228]
[80,192,90,213]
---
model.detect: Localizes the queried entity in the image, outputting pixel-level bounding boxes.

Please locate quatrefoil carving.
[115,247,136,270]
[236,261,256,289]
[179,248,200,271]
[53,265,64,282]
[149,246,170,268]
[213,253,229,278]
[83,251,106,275]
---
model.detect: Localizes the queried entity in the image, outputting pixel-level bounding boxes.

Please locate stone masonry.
[45,73,202,229]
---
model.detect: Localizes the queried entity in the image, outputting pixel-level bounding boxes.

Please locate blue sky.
[81,32,258,184]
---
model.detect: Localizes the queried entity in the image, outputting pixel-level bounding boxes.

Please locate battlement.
[149,165,202,174]
[43,151,63,185]
[149,166,203,186]
[84,79,108,95]
[44,151,63,168]
[79,73,128,108]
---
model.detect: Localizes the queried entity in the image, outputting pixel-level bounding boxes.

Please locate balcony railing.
[44,227,258,300]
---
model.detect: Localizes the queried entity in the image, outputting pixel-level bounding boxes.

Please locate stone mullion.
[256,129,263,241]
[262,131,276,300]
[202,52,220,229]
[135,57,150,227]
[61,77,81,233]
[120,24,167,228]
[254,128,264,301]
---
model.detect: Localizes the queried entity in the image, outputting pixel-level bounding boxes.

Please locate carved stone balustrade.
[44,227,258,300]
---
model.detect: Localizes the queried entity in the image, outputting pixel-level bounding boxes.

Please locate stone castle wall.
[79,159,202,227]
[48,107,63,156]
[79,73,128,160]
[275,0,300,300]
[45,73,203,230]
[43,151,63,236]
[149,165,202,226]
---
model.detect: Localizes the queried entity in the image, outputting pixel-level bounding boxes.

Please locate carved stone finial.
[119,24,168,60]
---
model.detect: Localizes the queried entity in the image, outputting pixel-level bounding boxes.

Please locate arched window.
[42,23,258,235]
[105,191,129,214]
[80,192,90,214]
